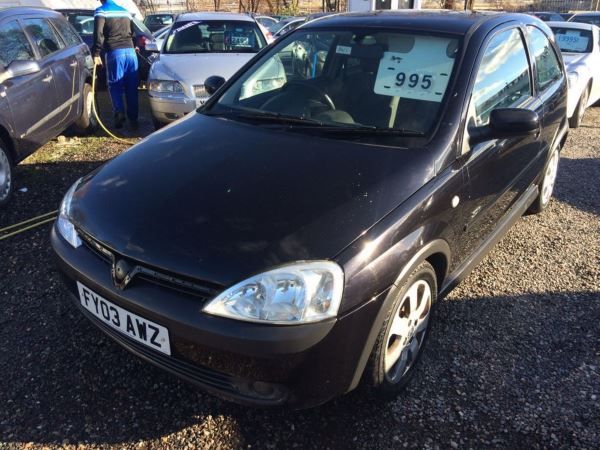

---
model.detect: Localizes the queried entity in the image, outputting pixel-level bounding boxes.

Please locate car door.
[51,16,91,125]
[22,17,79,130]
[457,27,543,261]
[526,26,567,168]
[0,18,59,157]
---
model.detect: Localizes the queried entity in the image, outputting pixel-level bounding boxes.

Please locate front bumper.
[148,94,207,124]
[51,226,384,408]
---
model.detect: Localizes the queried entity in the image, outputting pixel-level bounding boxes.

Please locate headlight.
[56,178,82,248]
[193,84,207,98]
[148,79,184,94]
[203,261,344,324]
[568,71,579,89]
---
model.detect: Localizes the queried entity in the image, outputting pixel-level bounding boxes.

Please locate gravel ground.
[0,102,598,449]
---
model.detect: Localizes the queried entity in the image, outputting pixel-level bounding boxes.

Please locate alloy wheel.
[541,150,559,206]
[384,279,432,383]
[0,148,11,202]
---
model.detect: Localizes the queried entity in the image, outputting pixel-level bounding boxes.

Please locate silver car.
[147,12,268,129]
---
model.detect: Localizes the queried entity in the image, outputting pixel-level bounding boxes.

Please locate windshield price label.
[556,33,589,52]
[374,37,455,102]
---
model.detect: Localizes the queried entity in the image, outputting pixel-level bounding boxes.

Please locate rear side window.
[472,28,532,126]
[23,18,64,58]
[0,20,35,68]
[527,26,563,91]
[51,18,82,47]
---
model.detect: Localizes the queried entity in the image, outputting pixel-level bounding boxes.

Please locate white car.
[147,12,269,129]
[549,21,600,128]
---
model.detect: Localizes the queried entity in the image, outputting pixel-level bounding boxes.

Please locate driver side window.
[472,28,532,127]
[0,20,35,69]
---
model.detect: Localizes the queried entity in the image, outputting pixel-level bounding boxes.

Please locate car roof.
[304,10,546,35]
[547,20,596,30]
[174,12,255,23]
[0,6,62,20]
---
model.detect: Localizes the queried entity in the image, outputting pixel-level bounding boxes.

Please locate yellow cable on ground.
[0,210,58,235]
[0,216,56,241]
[91,63,138,145]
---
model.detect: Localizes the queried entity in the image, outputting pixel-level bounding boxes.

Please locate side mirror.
[204,75,226,95]
[5,60,41,79]
[146,41,159,53]
[469,108,540,145]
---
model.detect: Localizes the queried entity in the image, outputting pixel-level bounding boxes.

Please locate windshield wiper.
[204,109,324,126]
[305,124,425,136]
[202,109,424,135]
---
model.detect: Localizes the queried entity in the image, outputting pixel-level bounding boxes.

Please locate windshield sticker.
[171,21,200,34]
[374,37,455,102]
[336,45,352,55]
[557,33,589,52]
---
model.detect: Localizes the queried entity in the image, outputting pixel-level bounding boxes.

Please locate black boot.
[114,112,126,129]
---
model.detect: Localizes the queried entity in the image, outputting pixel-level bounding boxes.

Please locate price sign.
[374,36,456,102]
[557,33,589,52]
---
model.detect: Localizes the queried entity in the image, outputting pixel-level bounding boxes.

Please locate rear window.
[551,27,593,53]
[51,17,83,47]
[164,20,266,54]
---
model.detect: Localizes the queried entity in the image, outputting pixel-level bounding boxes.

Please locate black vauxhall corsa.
[51,11,568,408]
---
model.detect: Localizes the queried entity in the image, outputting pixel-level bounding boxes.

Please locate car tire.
[365,261,437,399]
[527,146,560,215]
[0,139,14,207]
[73,83,98,135]
[569,86,589,129]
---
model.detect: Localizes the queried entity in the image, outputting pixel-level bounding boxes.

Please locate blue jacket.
[92,0,135,56]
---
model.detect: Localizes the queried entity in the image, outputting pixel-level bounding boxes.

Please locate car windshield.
[551,27,593,53]
[570,15,600,26]
[163,20,266,54]
[208,29,460,138]
[63,12,94,35]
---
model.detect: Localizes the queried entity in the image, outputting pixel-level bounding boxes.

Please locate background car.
[549,21,600,127]
[569,11,600,26]
[254,15,278,28]
[144,13,176,33]
[147,12,268,129]
[269,16,304,39]
[0,7,96,206]
[52,11,568,408]
[59,9,155,82]
[529,11,565,22]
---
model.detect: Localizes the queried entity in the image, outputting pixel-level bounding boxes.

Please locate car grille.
[77,228,221,300]
[193,84,206,98]
[78,304,288,405]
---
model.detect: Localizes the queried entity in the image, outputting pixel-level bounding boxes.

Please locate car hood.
[70,113,434,287]
[151,53,255,90]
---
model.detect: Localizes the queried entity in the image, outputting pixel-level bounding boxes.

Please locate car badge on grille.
[112,259,134,290]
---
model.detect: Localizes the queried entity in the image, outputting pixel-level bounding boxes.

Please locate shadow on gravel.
[1,289,597,448]
[555,156,600,216]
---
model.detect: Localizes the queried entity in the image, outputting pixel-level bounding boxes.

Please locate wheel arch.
[0,123,16,163]
[347,239,451,392]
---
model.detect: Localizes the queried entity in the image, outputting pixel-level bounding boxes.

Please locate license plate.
[77,281,171,355]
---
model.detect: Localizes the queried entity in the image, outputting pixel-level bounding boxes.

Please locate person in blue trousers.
[92,0,139,129]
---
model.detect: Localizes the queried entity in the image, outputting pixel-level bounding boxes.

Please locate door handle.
[42,75,53,83]
[69,61,78,67]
